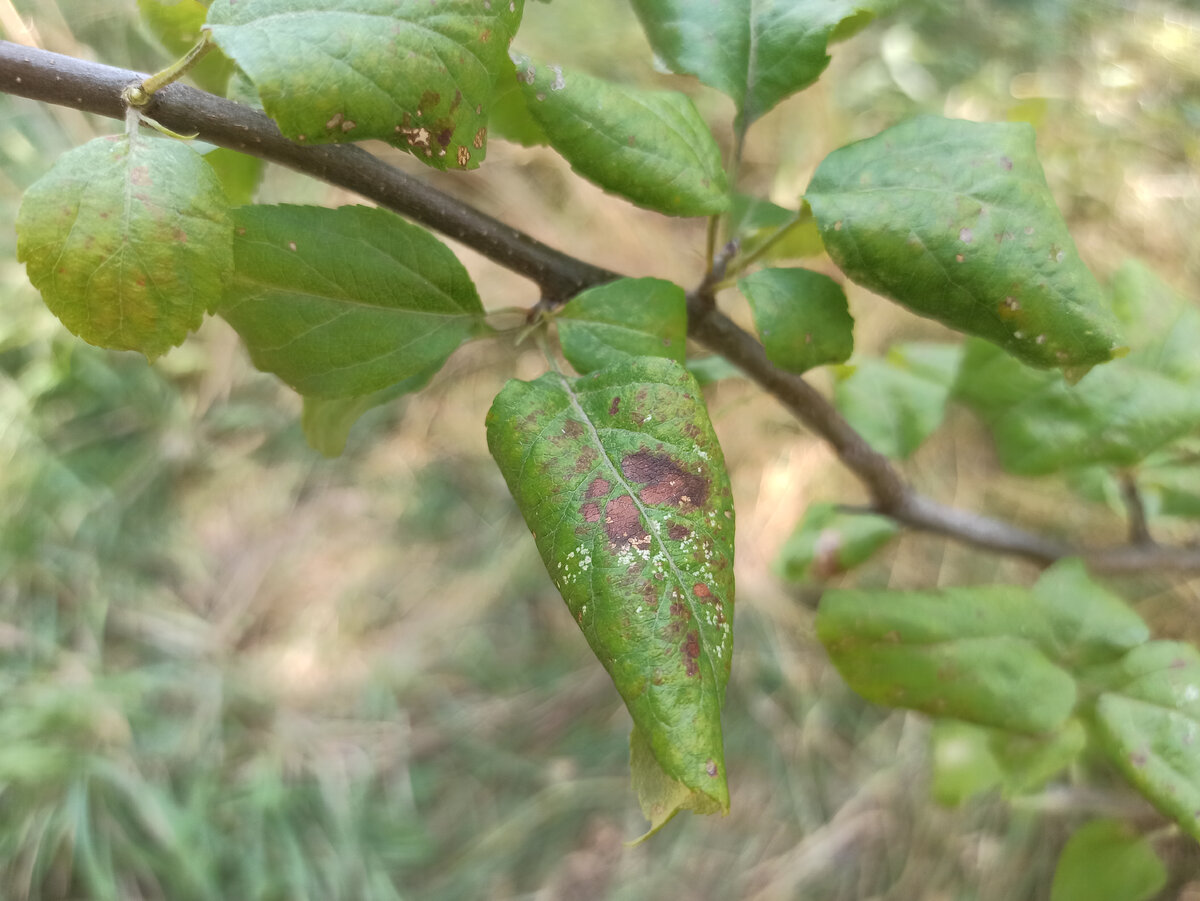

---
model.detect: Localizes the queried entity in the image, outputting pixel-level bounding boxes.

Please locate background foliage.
[0,0,1198,897]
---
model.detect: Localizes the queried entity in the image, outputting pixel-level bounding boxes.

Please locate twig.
[1118,471,1155,546]
[2,40,1199,575]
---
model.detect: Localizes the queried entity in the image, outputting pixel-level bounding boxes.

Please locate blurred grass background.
[0,0,1198,898]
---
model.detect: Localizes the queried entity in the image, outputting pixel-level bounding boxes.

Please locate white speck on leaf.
[959,227,973,243]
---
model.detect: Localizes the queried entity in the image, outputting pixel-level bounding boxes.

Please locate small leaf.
[806,116,1122,373]
[818,586,1077,733]
[729,195,824,262]
[487,357,735,817]
[1031,559,1150,667]
[1050,819,1166,901]
[739,268,854,374]
[205,0,525,169]
[1092,642,1200,841]
[138,0,235,95]
[16,134,233,360]
[954,338,1200,475]
[629,725,721,841]
[775,502,898,582]
[511,55,728,216]
[301,363,440,458]
[686,355,743,386]
[199,146,263,206]
[557,278,687,375]
[487,56,549,148]
[629,0,894,127]
[221,205,484,397]
[834,343,963,459]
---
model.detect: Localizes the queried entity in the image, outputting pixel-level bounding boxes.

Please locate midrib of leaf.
[556,371,719,680]
[743,0,761,121]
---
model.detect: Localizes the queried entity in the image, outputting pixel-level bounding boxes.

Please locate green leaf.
[931,719,1086,806]
[629,725,721,840]
[818,586,1077,733]
[487,56,549,148]
[301,363,440,458]
[511,56,728,216]
[686,355,743,386]
[806,116,1122,374]
[775,502,898,582]
[1092,642,1200,841]
[834,342,962,459]
[629,0,892,127]
[16,134,233,360]
[954,338,1200,476]
[205,0,525,169]
[1050,819,1166,901]
[486,357,735,817]
[557,278,687,375]
[199,146,263,206]
[1031,558,1149,668]
[739,268,853,374]
[729,196,824,262]
[220,205,485,397]
[138,0,236,95]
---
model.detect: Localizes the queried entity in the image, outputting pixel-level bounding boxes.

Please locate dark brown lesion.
[603,494,649,549]
[621,449,708,508]
[683,630,701,677]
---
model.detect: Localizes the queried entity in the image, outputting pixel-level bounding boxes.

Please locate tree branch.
[2,40,1198,575]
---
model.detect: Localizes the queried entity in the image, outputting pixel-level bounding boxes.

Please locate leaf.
[834,343,963,459]
[301,363,440,458]
[16,134,233,360]
[1050,819,1166,901]
[685,355,743,386]
[629,0,893,127]
[931,719,1086,806]
[806,116,1123,373]
[1030,558,1149,668]
[557,278,687,375]
[220,205,485,397]
[199,146,263,206]
[775,502,898,582]
[486,357,735,817]
[629,725,721,841]
[954,338,1200,476]
[729,195,824,262]
[487,55,549,148]
[1092,642,1200,841]
[818,586,1077,733]
[204,0,525,169]
[739,268,854,374]
[511,55,728,216]
[138,0,235,95]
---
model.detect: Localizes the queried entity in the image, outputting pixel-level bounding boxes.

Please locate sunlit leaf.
[629,0,895,127]
[1050,819,1166,901]
[221,205,485,397]
[487,357,735,820]
[557,278,687,374]
[775,502,898,581]
[834,342,962,459]
[1092,642,1200,841]
[511,55,728,216]
[16,134,232,360]
[740,268,853,374]
[205,0,525,169]
[806,116,1122,373]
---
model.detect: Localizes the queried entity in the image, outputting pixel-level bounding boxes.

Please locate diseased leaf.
[1092,642,1200,841]
[629,725,720,841]
[806,117,1122,373]
[835,342,962,459]
[301,362,440,458]
[557,278,687,375]
[205,0,524,169]
[487,357,735,818]
[740,268,853,374]
[629,0,894,127]
[16,134,233,360]
[775,502,898,582]
[511,55,728,216]
[954,338,1200,476]
[1050,820,1166,901]
[818,586,1077,733]
[221,205,485,397]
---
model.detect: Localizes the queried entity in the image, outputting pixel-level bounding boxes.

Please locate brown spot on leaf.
[479,28,492,42]
[562,419,584,438]
[436,127,453,148]
[683,631,700,676]
[129,166,152,186]
[604,494,646,548]
[693,583,711,599]
[609,396,620,415]
[642,581,658,607]
[668,524,690,541]
[706,759,718,777]
[574,446,598,473]
[458,146,471,167]
[581,502,601,523]
[586,477,610,498]
[621,450,708,508]
[473,127,486,149]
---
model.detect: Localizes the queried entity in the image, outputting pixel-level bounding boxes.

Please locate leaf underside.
[205,0,525,169]
[486,357,735,820]
[806,116,1122,373]
[220,204,484,398]
[16,134,232,360]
